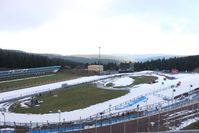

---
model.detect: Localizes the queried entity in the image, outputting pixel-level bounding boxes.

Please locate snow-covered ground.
[0,74,55,84]
[0,71,199,125]
[0,128,14,131]
[0,75,116,102]
[106,77,134,87]
[176,117,199,130]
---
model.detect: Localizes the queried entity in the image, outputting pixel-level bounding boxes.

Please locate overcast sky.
[0,0,199,55]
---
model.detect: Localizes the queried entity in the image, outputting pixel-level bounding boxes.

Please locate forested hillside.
[134,55,199,72]
[0,49,82,69]
[1,48,199,72]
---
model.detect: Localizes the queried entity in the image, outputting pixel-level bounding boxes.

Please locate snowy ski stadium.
[0,67,199,133]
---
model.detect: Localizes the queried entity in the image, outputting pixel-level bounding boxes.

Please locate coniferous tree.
[134,55,199,72]
[0,49,83,69]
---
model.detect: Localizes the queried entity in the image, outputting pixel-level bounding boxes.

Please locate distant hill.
[112,54,180,62]
[44,54,179,64]
[0,48,184,70]
[0,49,82,69]
[44,54,122,64]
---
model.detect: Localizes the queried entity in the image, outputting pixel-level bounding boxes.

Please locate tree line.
[0,49,82,69]
[134,55,199,72]
[1,48,199,72]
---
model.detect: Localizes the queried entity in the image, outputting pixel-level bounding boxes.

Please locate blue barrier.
[29,114,139,133]
[27,92,199,133]
[0,130,14,133]
[29,124,84,133]
[29,96,146,133]
[115,96,146,110]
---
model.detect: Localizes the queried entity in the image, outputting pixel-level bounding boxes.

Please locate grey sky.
[0,0,71,31]
[0,0,199,55]
[111,0,199,33]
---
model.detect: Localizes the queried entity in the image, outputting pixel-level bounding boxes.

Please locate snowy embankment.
[99,76,134,91]
[0,75,116,103]
[110,77,134,87]
[176,117,199,130]
[0,71,198,124]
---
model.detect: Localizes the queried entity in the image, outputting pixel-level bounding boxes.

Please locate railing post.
[123,121,126,133]
[136,116,139,132]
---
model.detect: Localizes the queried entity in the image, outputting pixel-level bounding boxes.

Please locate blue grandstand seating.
[0,66,61,79]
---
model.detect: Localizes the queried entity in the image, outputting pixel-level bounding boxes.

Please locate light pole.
[1,112,5,126]
[109,104,112,133]
[98,46,101,75]
[172,89,176,104]
[172,89,176,130]
[109,104,112,116]
[58,109,61,124]
[95,113,98,133]
[189,84,193,100]
[145,98,148,116]
[157,105,160,132]
[109,104,112,125]
[99,112,104,126]
[150,122,155,132]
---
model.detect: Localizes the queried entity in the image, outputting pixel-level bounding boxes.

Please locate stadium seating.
[0,66,61,79]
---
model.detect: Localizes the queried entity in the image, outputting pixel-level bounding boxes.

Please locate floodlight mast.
[98,46,101,75]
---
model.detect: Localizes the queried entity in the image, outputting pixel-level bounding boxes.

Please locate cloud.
[0,0,199,55]
[0,0,74,32]
[109,0,199,34]
[0,0,114,32]
[1,10,199,55]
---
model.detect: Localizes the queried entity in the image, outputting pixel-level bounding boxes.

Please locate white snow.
[20,101,29,108]
[0,71,198,126]
[0,128,14,131]
[176,117,199,130]
[0,74,55,84]
[0,75,114,102]
[112,77,134,87]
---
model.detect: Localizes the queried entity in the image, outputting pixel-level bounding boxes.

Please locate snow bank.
[112,77,134,87]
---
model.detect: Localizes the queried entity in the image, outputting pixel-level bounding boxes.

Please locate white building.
[88,65,103,72]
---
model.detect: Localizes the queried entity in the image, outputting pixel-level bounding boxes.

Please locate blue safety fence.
[29,124,83,133]
[146,92,199,116]
[29,93,199,133]
[29,113,140,133]
[0,89,189,133]
[96,113,139,127]
[115,95,146,110]
[0,130,14,133]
